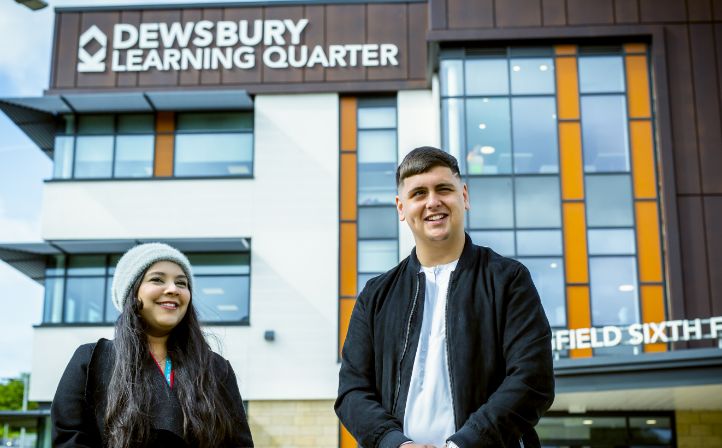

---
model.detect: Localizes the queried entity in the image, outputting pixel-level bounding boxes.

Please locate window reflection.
[358,107,396,129]
[581,95,630,172]
[469,230,515,256]
[358,163,396,205]
[588,229,636,255]
[64,277,105,323]
[579,56,625,93]
[442,99,465,174]
[518,257,565,327]
[465,59,508,95]
[359,240,398,273]
[514,177,561,228]
[511,97,559,174]
[359,207,398,239]
[175,133,253,176]
[590,257,639,326]
[466,98,511,175]
[53,136,74,179]
[517,230,563,256]
[510,58,555,94]
[586,175,634,227]
[468,177,514,228]
[114,135,154,178]
[74,136,114,178]
[194,276,250,323]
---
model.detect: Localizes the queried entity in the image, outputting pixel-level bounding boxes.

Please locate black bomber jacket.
[335,234,555,448]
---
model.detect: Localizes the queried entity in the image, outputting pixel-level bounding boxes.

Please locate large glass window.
[357,98,398,293]
[175,112,253,177]
[54,114,155,179]
[537,414,673,447]
[440,45,664,358]
[42,251,251,325]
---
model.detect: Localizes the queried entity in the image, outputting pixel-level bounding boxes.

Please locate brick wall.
[247,400,338,447]
[676,411,722,448]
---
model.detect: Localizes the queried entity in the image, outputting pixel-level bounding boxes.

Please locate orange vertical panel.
[340,153,358,221]
[559,122,585,200]
[154,112,175,177]
[340,97,358,152]
[339,298,356,356]
[563,202,589,284]
[624,43,647,54]
[555,57,580,120]
[555,45,577,56]
[641,285,667,353]
[567,286,592,358]
[630,121,657,199]
[625,55,652,118]
[340,423,356,448]
[340,222,358,297]
[635,201,663,283]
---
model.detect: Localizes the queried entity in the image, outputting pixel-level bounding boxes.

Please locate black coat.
[51,338,254,447]
[335,234,555,448]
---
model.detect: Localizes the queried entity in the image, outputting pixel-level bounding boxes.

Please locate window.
[42,252,250,325]
[537,414,673,447]
[175,112,253,177]
[441,44,665,357]
[54,114,155,179]
[52,111,254,179]
[356,98,399,293]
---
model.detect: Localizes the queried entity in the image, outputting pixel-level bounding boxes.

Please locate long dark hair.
[104,268,239,447]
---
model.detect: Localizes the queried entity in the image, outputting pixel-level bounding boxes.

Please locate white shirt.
[403,259,458,446]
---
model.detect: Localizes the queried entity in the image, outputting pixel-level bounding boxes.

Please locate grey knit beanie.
[111,243,194,312]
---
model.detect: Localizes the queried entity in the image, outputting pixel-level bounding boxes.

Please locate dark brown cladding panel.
[566,0,614,25]
[665,25,702,195]
[50,3,426,92]
[639,0,687,23]
[614,0,639,24]
[54,13,80,89]
[430,0,447,30]
[495,0,541,28]
[677,197,712,320]
[704,197,722,317]
[447,0,493,29]
[542,0,567,26]
[687,0,713,21]
[690,25,722,194]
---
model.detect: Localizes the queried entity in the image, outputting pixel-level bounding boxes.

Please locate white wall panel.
[33,94,340,402]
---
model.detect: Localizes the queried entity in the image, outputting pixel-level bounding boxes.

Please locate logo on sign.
[77,25,108,72]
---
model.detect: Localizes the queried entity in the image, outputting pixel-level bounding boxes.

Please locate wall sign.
[552,316,722,351]
[77,19,400,73]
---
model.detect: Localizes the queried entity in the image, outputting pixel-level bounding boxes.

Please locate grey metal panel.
[51,240,138,254]
[145,90,254,111]
[62,92,152,113]
[0,96,71,114]
[139,238,251,252]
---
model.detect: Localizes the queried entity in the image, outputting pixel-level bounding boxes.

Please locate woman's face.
[136,261,191,336]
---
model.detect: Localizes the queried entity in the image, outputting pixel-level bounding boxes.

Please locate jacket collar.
[408,232,474,272]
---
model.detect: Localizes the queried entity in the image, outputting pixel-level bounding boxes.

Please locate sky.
[0,0,278,380]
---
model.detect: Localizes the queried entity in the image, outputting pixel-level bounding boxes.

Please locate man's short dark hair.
[396,146,461,187]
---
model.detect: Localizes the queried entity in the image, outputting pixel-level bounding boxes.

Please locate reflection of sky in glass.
[510,58,555,94]
[586,175,634,227]
[512,97,558,173]
[465,59,508,95]
[358,130,396,163]
[514,177,561,228]
[74,136,113,178]
[469,230,514,256]
[114,135,153,177]
[581,95,630,172]
[440,59,464,96]
[468,177,513,228]
[442,99,465,173]
[359,240,398,272]
[517,230,562,256]
[358,207,398,239]
[466,98,511,174]
[588,229,636,255]
[358,163,396,205]
[194,276,250,322]
[590,257,639,326]
[518,257,565,327]
[579,56,625,93]
[358,107,396,129]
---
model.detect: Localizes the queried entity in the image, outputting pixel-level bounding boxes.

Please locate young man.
[335,147,554,448]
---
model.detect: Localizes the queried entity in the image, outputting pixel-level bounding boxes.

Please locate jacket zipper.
[392,273,421,414]
[444,271,459,430]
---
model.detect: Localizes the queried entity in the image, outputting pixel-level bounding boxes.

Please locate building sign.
[552,317,722,351]
[77,19,400,73]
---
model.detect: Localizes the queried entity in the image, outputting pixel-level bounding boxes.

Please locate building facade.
[1,0,721,447]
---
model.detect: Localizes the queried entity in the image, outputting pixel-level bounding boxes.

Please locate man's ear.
[463,183,470,211]
[396,195,406,221]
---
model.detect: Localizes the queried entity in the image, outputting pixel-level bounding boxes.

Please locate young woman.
[51,243,254,447]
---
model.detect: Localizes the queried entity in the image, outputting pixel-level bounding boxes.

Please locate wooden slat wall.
[52,2,427,93]
[430,0,722,340]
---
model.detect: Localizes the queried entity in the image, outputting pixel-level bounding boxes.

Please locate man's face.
[396,165,470,245]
